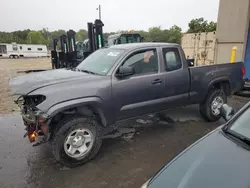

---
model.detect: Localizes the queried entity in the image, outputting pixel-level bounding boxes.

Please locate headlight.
[24,95,46,106]
[18,95,48,123]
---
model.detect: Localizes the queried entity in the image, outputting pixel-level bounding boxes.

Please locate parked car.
[9,42,244,167]
[141,102,250,188]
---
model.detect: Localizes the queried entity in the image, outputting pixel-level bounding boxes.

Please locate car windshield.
[76,48,124,75]
[229,106,250,139]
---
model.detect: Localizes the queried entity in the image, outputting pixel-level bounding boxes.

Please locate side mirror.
[220,104,234,121]
[187,59,195,67]
[116,66,135,78]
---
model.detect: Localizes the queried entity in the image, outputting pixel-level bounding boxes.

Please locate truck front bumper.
[20,106,50,144]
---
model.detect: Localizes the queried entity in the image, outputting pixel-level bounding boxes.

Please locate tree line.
[0,17,216,46]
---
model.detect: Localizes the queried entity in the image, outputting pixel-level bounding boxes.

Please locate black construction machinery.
[107,32,143,46]
[51,19,104,69]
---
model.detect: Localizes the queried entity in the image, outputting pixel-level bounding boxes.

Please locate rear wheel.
[199,89,227,122]
[51,116,102,168]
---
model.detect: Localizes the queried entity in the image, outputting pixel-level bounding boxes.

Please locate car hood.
[148,129,250,188]
[9,69,98,95]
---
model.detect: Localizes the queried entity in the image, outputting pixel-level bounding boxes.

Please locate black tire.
[51,115,102,168]
[199,89,227,122]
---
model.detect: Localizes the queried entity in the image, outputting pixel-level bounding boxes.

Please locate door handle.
[152,79,163,84]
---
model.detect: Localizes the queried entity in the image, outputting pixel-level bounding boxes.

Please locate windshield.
[120,34,141,44]
[107,34,141,46]
[107,37,116,46]
[76,48,124,75]
[229,106,250,139]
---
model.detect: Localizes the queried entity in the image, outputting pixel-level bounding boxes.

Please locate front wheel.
[199,89,227,122]
[51,116,102,168]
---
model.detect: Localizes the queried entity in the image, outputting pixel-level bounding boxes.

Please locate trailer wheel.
[51,115,102,168]
[199,89,227,122]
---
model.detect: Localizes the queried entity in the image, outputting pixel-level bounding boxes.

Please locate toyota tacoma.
[9,42,245,167]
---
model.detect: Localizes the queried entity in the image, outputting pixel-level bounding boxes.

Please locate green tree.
[206,21,217,32]
[76,29,88,41]
[26,31,48,44]
[187,17,217,33]
[165,25,182,44]
[50,30,66,40]
[148,26,165,42]
[12,30,30,43]
[137,30,150,42]
[0,32,13,43]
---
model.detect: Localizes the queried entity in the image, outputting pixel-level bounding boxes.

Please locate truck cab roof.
[109,42,180,50]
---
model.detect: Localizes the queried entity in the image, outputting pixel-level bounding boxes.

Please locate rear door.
[161,47,190,107]
[112,48,165,120]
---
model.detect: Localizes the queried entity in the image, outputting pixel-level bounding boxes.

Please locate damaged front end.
[16,95,50,146]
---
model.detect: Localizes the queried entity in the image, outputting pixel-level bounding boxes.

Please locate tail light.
[242,65,245,77]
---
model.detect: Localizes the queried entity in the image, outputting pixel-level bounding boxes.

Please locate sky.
[0,0,220,32]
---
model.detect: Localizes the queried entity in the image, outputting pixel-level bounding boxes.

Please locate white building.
[215,0,250,79]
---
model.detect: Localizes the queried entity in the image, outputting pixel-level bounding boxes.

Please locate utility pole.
[97,5,101,20]
[46,27,49,40]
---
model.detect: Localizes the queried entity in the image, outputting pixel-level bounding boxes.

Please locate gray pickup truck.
[9,42,244,167]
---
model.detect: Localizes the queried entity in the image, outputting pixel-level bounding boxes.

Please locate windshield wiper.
[75,68,100,75]
[223,128,250,146]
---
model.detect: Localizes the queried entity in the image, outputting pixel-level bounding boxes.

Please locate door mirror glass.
[116,66,135,78]
[187,59,195,67]
[220,104,234,121]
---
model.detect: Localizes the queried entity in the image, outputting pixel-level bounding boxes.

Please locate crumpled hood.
[9,69,95,95]
[149,129,250,188]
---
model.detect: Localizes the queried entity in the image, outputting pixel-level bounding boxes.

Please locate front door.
[112,48,165,121]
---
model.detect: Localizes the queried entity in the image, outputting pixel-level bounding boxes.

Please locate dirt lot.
[0,58,51,114]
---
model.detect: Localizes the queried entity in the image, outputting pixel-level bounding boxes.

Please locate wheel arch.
[46,98,108,138]
[207,77,231,96]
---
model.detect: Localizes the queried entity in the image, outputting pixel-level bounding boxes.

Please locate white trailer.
[0,43,48,58]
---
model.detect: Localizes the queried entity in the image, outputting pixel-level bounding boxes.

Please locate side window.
[37,48,42,51]
[12,44,18,51]
[120,36,127,44]
[122,49,158,75]
[163,48,182,71]
[28,48,31,51]
[19,46,22,50]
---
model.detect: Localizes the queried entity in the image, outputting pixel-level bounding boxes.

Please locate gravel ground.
[0,58,51,114]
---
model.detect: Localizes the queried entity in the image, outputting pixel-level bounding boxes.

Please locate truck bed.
[188,62,244,103]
